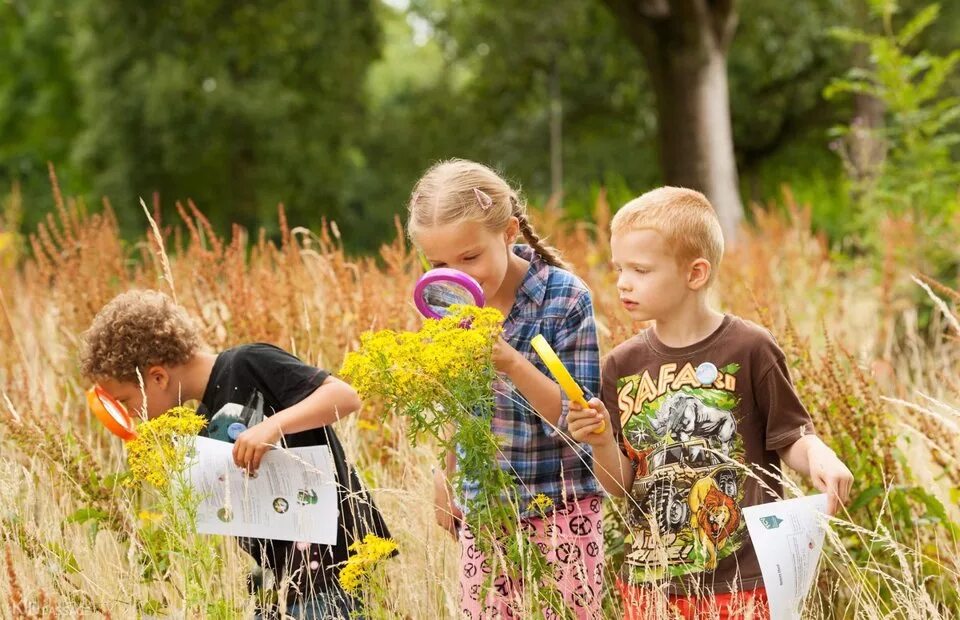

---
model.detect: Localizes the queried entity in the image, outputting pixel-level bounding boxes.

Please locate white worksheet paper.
[187,436,339,545]
[743,494,828,620]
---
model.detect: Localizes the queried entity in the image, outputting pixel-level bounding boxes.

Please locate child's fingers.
[568,410,603,434]
[232,441,246,469]
[836,478,848,506]
[583,398,608,434]
[572,400,605,420]
[584,398,609,434]
[568,417,603,441]
[811,469,833,512]
[568,417,598,434]
[587,397,605,410]
[825,478,842,516]
[234,438,261,473]
[837,472,853,505]
[249,448,262,473]
[252,443,275,473]
[591,415,607,435]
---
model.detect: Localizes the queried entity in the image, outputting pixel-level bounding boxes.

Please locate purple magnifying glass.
[413,268,486,319]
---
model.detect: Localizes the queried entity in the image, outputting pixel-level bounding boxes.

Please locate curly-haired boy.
[82,289,391,618]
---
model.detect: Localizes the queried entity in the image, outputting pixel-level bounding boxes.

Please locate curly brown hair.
[80,290,202,382]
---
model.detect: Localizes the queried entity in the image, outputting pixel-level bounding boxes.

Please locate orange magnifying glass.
[530,334,605,434]
[86,385,138,441]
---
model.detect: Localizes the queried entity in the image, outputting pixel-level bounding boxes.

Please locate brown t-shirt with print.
[601,314,815,595]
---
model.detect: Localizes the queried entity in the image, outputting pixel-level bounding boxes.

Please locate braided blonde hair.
[407,159,570,270]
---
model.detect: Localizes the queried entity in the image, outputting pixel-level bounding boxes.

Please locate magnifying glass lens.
[422,281,477,317]
[414,268,486,320]
[100,396,129,423]
[87,385,138,441]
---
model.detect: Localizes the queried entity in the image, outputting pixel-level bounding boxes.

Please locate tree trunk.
[849,1,886,186]
[602,0,744,242]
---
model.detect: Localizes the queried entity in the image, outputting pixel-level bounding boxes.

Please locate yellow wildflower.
[527,493,554,515]
[337,559,365,594]
[126,406,206,489]
[339,305,504,411]
[338,534,398,593]
[138,510,164,524]
[348,533,398,558]
[356,419,379,432]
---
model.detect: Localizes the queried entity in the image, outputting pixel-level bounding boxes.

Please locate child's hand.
[808,444,854,516]
[567,398,614,446]
[491,336,521,374]
[233,418,282,474]
[433,468,461,538]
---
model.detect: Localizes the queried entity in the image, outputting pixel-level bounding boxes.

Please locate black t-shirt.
[198,343,391,600]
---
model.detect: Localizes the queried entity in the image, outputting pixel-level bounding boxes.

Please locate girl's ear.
[687,258,712,290]
[504,216,520,244]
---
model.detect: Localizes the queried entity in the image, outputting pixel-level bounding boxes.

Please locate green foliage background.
[1,0,958,252]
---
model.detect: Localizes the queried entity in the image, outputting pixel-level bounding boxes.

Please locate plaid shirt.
[458,245,602,519]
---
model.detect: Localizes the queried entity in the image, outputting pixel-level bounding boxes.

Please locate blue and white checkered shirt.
[458,245,602,519]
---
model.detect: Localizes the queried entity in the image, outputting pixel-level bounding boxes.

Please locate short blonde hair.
[611,186,724,282]
[80,290,202,382]
[407,158,571,270]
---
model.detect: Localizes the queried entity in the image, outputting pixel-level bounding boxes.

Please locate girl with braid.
[408,159,604,619]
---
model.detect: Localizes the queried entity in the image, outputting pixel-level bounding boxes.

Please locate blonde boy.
[568,188,853,618]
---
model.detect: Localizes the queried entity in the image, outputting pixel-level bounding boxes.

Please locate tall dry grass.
[0,183,957,617]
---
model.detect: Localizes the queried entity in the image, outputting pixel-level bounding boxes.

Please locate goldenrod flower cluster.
[126,406,206,489]
[527,493,554,515]
[340,305,503,415]
[337,534,398,593]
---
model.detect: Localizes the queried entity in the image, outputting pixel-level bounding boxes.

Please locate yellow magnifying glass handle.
[530,334,605,434]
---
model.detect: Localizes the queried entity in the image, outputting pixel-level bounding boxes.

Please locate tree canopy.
[1,0,957,249]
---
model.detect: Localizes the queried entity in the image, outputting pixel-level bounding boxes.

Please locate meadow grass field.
[0,186,958,618]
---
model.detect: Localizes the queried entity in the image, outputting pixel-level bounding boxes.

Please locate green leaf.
[897,3,939,47]
[824,78,875,100]
[66,507,109,525]
[139,599,166,615]
[46,543,80,574]
[102,471,131,489]
[720,363,740,375]
[849,483,885,513]
[866,0,899,20]
[828,26,872,45]
[906,486,960,537]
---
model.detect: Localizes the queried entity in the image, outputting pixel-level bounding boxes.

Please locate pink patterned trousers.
[458,495,605,619]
